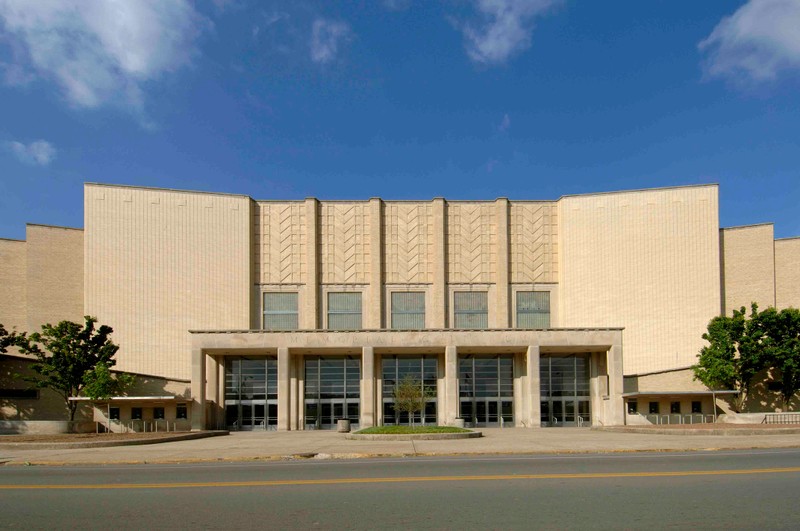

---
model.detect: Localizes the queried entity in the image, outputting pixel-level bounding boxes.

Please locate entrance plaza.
[190,329,624,431]
[1,183,798,431]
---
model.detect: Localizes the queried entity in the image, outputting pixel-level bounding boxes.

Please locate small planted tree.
[15,316,125,421]
[392,375,434,428]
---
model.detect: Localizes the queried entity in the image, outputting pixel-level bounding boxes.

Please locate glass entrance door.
[304,356,361,429]
[458,355,514,427]
[225,357,278,430]
[540,355,591,427]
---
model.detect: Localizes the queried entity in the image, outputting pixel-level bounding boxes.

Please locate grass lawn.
[354,426,472,435]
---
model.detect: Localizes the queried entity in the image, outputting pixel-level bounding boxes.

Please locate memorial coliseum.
[1,183,798,431]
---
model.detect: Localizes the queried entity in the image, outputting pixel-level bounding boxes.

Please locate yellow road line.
[2,467,800,490]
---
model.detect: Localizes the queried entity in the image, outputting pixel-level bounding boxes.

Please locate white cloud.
[699,0,800,83]
[7,139,56,166]
[310,18,352,64]
[461,0,560,65]
[0,0,210,112]
[499,113,511,132]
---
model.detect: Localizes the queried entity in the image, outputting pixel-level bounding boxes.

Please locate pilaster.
[190,347,206,431]
[368,198,383,329]
[304,198,319,329]
[432,198,447,328]
[277,347,290,430]
[361,346,376,428]
[495,198,510,328]
[445,345,458,424]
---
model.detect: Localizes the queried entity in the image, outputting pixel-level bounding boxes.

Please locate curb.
[596,427,800,436]
[345,431,482,441]
[0,430,229,450]
[5,444,800,467]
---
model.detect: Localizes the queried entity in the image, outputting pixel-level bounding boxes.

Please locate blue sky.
[1,0,798,240]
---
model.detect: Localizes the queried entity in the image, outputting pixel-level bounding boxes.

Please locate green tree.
[82,362,135,400]
[392,375,434,427]
[760,307,800,410]
[693,304,766,412]
[15,316,122,421]
[0,323,14,353]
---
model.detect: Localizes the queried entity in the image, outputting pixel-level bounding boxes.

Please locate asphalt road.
[2,449,800,529]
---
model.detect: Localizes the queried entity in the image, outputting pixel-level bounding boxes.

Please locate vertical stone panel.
[509,202,558,283]
[0,239,26,332]
[558,185,721,374]
[319,202,371,284]
[255,202,306,284]
[720,224,776,314]
[446,203,496,284]
[775,238,800,310]
[84,184,252,380]
[25,225,84,330]
[383,202,434,284]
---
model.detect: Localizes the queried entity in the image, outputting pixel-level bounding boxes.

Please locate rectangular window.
[454,292,488,329]
[670,401,681,414]
[328,292,362,330]
[153,407,165,420]
[691,401,702,414]
[627,401,637,414]
[262,292,298,331]
[176,403,188,419]
[648,401,659,415]
[0,389,38,399]
[516,291,550,328]
[131,407,143,420]
[109,407,120,420]
[391,292,425,330]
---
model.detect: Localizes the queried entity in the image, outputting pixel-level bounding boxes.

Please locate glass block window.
[391,292,425,330]
[516,291,550,328]
[262,292,298,330]
[328,292,362,330]
[453,292,488,329]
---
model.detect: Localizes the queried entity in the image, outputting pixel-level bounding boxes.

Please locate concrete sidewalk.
[2,428,800,465]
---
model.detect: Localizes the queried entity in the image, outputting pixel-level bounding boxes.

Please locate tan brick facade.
[1,183,797,427]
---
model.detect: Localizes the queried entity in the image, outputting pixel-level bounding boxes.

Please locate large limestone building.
[1,183,798,430]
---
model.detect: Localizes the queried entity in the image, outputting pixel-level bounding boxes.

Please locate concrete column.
[217,359,226,430]
[277,347,290,430]
[290,355,299,430]
[206,355,219,430]
[432,198,447,328]
[513,352,525,427]
[607,342,625,426]
[495,198,510,328]
[527,345,541,428]
[304,198,319,329]
[361,346,376,428]
[368,198,383,329]
[445,345,458,424]
[190,347,206,431]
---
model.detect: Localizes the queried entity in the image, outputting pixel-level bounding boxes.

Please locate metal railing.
[642,413,716,425]
[763,413,800,424]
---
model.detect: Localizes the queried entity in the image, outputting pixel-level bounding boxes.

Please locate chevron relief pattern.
[510,203,558,283]
[259,203,306,284]
[447,204,495,283]
[384,203,433,283]
[320,203,370,284]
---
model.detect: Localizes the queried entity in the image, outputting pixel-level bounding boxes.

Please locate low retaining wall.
[346,431,482,441]
[0,420,96,435]
[717,413,768,424]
